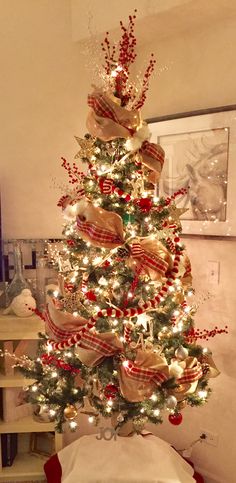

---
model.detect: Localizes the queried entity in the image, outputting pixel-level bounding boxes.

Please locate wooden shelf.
[0,313,62,480]
[0,314,45,340]
[0,373,35,388]
[0,452,47,481]
[0,415,55,434]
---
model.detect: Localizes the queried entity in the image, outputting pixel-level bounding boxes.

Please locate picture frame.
[147,105,236,236]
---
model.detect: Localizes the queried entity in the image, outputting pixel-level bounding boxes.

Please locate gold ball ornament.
[64,404,78,420]
[178,400,187,410]
[133,416,148,433]
[158,328,172,340]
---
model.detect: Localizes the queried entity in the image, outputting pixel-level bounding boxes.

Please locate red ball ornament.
[168,412,183,425]
[85,291,97,302]
[136,197,153,212]
[104,384,119,399]
[102,260,111,268]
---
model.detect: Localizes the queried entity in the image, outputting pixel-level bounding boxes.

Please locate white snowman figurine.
[4,289,36,317]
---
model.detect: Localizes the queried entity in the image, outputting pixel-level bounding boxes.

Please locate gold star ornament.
[74,136,97,160]
[168,205,188,223]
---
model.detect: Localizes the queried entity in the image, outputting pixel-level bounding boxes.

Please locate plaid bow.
[178,362,203,384]
[131,243,169,277]
[77,217,123,246]
[140,140,165,168]
[88,93,120,125]
[123,360,168,385]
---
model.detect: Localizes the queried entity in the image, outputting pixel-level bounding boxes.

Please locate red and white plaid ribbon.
[88,93,164,167]
[140,140,165,168]
[131,243,169,277]
[77,218,123,246]
[123,360,168,385]
[79,331,121,356]
[177,362,203,384]
[88,93,119,125]
[45,308,81,341]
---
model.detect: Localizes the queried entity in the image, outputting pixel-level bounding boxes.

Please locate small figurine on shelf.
[3,288,36,317]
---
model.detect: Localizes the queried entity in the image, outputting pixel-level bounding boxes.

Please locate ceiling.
[71,0,236,44]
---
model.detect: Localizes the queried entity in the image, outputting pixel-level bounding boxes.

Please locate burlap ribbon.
[172,356,203,400]
[127,237,173,281]
[118,349,169,402]
[76,331,123,367]
[86,89,165,181]
[87,89,140,140]
[45,302,87,342]
[76,198,124,248]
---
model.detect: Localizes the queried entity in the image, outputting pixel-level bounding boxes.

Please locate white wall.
[0,0,84,239]
[140,17,236,119]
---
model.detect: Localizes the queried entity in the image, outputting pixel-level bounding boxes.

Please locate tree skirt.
[44,433,202,483]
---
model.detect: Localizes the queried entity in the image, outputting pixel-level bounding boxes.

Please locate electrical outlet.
[200,429,219,446]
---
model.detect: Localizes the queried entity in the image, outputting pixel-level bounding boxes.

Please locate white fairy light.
[150,394,157,402]
[31,385,38,392]
[140,408,145,413]
[83,257,89,265]
[174,310,180,316]
[88,416,94,423]
[69,421,77,429]
[51,371,58,378]
[122,360,129,368]
[46,342,52,352]
[53,290,59,298]
[198,390,207,399]
[107,400,113,407]
[49,409,56,417]
[73,311,78,317]
[98,277,108,286]
[184,306,190,313]
[106,406,112,413]
[153,409,160,416]
[93,256,103,265]
[113,319,118,326]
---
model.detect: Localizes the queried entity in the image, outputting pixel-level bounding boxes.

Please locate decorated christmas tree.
[17,11,226,434]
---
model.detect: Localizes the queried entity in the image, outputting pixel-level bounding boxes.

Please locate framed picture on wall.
[147,106,236,236]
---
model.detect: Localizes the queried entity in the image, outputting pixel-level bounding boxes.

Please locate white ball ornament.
[175,346,189,360]
[166,395,178,410]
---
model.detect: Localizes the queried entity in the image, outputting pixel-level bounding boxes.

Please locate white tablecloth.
[58,433,195,483]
